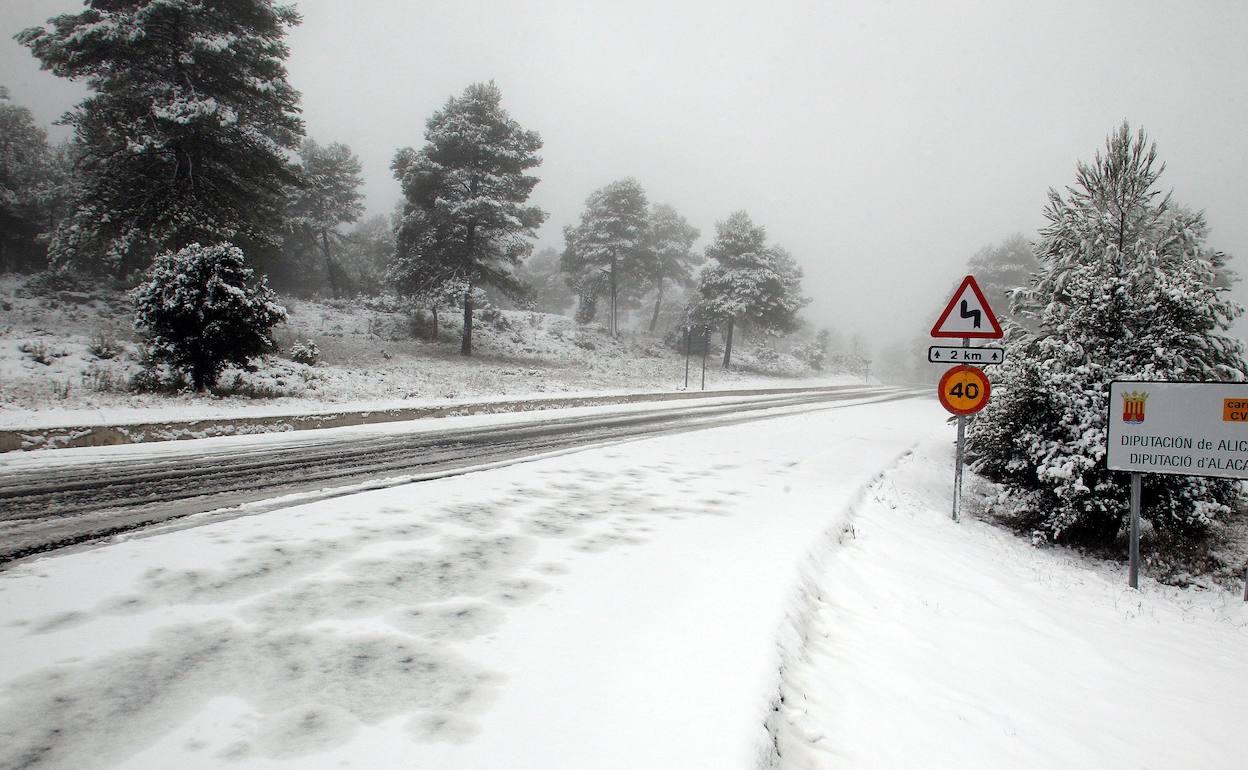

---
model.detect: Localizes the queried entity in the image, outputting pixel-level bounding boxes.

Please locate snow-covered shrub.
[88,332,123,360]
[480,307,511,331]
[18,340,56,365]
[132,243,287,391]
[791,339,827,371]
[19,268,87,296]
[752,346,781,366]
[289,340,319,365]
[967,124,1247,547]
[81,363,123,392]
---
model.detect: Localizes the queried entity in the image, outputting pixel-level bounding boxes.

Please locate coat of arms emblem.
[1121,390,1148,424]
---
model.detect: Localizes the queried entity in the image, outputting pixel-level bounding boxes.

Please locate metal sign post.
[953,413,966,521]
[683,327,691,389]
[700,326,708,391]
[1129,471,1142,589]
[952,338,968,521]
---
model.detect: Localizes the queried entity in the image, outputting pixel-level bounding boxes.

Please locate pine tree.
[0,87,71,272]
[695,211,807,368]
[133,242,286,391]
[285,139,364,297]
[560,178,650,336]
[390,82,545,356]
[968,123,1247,546]
[18,1,304,277]
[644,203,700,332]
[336,214,395,296]
[516,246,576,314]
[964,234,1041,331]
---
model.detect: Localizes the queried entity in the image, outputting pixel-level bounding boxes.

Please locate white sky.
[5,0,1248,348]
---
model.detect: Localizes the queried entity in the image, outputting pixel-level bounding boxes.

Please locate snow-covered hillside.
[0,274,843,429]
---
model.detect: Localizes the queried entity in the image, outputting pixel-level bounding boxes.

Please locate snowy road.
[0,396,934,770]
[0,386,915,563]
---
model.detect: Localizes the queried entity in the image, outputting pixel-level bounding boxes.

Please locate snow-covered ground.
[770,447,1248,769]
[1,398,1244,770]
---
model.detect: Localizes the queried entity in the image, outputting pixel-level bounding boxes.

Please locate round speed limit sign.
[938,364,991,415]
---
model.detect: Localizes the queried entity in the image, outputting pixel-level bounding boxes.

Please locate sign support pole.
[952,337,969,522]
[683,327,691,390]
[700,326,708,391]
[1129,471,1142,589]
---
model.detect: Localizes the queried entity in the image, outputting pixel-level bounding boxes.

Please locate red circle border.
[938,364,991,415]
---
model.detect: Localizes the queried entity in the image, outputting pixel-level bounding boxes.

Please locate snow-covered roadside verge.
[0,398,934,770]
[0,379,866,452]
[768,443,1248,770]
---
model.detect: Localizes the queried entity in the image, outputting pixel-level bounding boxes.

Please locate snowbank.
[769,442,1248,769]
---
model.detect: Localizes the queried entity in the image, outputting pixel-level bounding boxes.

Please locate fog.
[5,0,1248,350]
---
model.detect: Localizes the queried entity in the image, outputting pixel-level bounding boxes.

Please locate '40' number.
[949,382,980,399]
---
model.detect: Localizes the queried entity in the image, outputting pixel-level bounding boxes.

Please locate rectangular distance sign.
[1107,380,1248,479]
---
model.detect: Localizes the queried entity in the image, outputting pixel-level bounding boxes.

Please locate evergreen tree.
[644,203,700,332]
[336,214,396,296]
[390,82,545,355]
[133,242,286,391]
[19,0,304,277]
[968,123,1247,546]
[964,233,1041,331]
[285,139,364,297]
[516,246,576,314]
[695,211,807,368]
[560,178,650,336]
[0,87,70,272]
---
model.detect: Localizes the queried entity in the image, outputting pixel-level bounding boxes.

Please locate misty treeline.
[3,0,827,368]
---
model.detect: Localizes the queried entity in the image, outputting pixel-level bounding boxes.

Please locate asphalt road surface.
[0,386,921,564]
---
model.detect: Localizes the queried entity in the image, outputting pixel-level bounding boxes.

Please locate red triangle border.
[930,275,1004,339]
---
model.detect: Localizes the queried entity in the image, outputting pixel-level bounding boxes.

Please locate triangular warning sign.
[930,275,1003,339]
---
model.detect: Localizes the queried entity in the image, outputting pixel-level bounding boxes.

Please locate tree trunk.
[609,253,618,337]
[431,306,439,343]
[722,318,734,369]
[648,279,664,333]
[114,247,139,281]
[462,223,476,355]
[191,365,209,393]
[461,284,473,356]
[320,228,338,298]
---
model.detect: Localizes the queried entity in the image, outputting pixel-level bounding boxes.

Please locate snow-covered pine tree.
[0,87,67,272]
[515,246,576,315]
[967,123,1247,546]
[335,214,396,296]
[644,203,701,332]
[18,0,304,278]
[390,82,545,356]
[133,243,287,391]
[560,178,651,336]
[695,211,807,369]
[964,234,1041,332]
[285,139,365,298]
